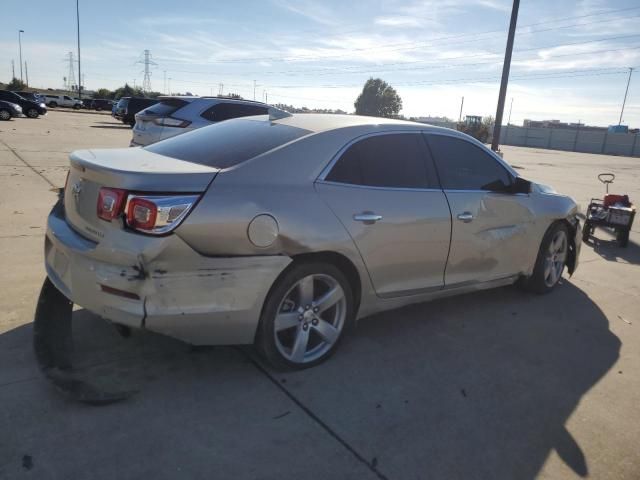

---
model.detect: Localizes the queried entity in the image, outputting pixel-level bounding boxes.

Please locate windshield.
[146,117,310,168]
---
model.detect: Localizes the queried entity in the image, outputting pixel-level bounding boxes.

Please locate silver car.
[130,96,269,146]
[41,113,581,373]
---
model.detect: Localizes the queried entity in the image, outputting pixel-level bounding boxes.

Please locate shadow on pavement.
[584,234,640,265]
[89,125,131,130]
[0,280,620,479]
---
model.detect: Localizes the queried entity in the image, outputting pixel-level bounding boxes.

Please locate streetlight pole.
[18,30,24,83]
[491,0,520,152]
[618,67,634,126]
[76,0,82,99]
[508,97,514,124]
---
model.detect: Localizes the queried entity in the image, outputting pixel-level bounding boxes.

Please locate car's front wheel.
[25,108,39,118]
[0,109,11,121]
[521,222,569,294]
[256,262,354,370]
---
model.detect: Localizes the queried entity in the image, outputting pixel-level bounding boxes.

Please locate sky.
[1,0,639,127]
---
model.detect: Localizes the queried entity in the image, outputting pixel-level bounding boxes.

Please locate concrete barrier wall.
[501,126,640,157]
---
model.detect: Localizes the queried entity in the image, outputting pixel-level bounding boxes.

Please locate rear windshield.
[140,98,189,117]
[146,117,311,168]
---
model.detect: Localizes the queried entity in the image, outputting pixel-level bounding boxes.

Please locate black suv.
[0,91,47,118]
[87,98,114,111]
[113,97,158,126]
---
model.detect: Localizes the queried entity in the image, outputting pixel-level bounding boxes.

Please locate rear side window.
[201,103,269,122]
[426,134,512,191]
[146,118,311,168]
[326,133,432,189]
[139,98,187,117]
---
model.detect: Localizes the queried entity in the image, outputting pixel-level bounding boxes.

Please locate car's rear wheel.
[49,102,57,108]
[25,108,39,119]
[521,222,569,294]
[0,109,11,121]
[256,262,353,370]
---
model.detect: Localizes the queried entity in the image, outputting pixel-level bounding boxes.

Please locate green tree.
[5,78,27,91]
[354,78,402,118]
[95,88,113,99]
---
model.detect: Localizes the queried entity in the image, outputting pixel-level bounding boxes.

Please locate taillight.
[153,117,191,128]
[97,188,127,221]
[96,188,199,235]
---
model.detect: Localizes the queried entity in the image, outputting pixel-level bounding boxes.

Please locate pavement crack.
[239,348,390,480]
[0,139,56,188]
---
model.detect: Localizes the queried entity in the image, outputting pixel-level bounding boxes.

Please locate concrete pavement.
[0,111,638,479]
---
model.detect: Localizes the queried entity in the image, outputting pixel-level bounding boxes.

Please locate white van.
[43,94,83,109]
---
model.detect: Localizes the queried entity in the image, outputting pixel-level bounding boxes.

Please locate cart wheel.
[617,229,629,248]
[582,221,591,243]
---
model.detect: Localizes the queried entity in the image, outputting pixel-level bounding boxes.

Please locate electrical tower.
[66,52,76,92]
[137,49,157,92]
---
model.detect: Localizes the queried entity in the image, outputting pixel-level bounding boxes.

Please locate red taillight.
[97,188,127,221]
[126,197,158,231]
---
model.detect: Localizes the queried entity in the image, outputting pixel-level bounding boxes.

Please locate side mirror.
[513,177,531,194]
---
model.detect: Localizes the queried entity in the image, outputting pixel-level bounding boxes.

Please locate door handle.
[353,212,383,224]
[457,212,474,223]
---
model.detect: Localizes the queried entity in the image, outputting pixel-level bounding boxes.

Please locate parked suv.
[0,91,46,118]
[113,97,158,127]
[131,97,270,146]
[13,91,45,104]
[86,98,114,111]
[43,94,83,109]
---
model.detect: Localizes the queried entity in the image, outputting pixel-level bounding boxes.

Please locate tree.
[5,78,27,91]
[354,78,402,118]
[95,88,113,99]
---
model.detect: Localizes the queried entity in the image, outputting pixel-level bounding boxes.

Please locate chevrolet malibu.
[40,113,580,372]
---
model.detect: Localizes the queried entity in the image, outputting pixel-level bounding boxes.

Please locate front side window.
[201,103,269,122]
[426,134,512,191]
[325,133,432,189]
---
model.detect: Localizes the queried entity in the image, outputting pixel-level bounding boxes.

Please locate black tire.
[25,108,39,119]
[617,229,629,248]
[73,104,80,110]
[49,102,58,108]
[0,109,11,121]
[255,262,354,370]
[582,220,591,243]
[95,107,102,111]
[521,222,570,294]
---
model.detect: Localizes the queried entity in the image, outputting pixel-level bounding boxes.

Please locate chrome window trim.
[316,179,443,193]
[316,129,436,189]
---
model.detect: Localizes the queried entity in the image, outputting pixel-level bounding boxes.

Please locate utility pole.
[76,0,82,99]
[18,30,24,83]
[458,96,464,122]
[11,60,15,79]
[508,97,514,124]
[25,62,29,87]
[219,83,224,96]
[66,52,76,92]
[137,49,157,93]
[491,0,520,152]
[253,80,257,100]
[618,67,634,125]
[163,70,167,94]
[167,78,171,95]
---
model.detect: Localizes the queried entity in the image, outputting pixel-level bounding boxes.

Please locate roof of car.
[272,113,450,135]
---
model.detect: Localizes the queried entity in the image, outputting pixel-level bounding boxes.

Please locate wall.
[501,126,640,157]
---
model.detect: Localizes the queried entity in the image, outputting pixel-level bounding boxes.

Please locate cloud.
[374,16,424,28]
[271,0,338,25]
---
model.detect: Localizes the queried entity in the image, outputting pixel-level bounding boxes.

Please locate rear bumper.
[44,201,291,345]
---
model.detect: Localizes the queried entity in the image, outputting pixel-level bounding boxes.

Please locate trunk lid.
[65,148,218,242]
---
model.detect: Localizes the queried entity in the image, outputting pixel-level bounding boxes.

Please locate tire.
[256,262,354,370]
[26,108,39,119]
[96,107,102,111]
[49,102,57,108]
[617,229,629,248]
[581,220,591,243]
[521,222,570,294]
[0,109,11,121]
[73,104,80,110]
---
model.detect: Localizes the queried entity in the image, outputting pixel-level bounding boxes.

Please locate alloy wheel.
[274,274,346,364]
[0,110,10,121]
[26,109,38,118]
[544,230,567,287]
